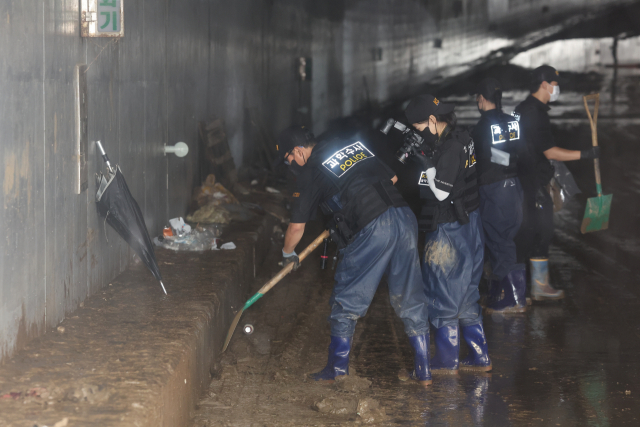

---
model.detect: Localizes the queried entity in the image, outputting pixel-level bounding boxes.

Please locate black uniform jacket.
[290,140,397,224]
[514,95,556,191]
[471,109,523,186]
[419,128,476,202]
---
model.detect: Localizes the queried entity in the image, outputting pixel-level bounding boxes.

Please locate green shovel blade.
[581,194,612,233]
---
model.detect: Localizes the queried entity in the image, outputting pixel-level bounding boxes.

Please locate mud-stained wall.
[0,0,628,363]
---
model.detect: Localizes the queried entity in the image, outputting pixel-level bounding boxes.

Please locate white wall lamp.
[164,142,189,158]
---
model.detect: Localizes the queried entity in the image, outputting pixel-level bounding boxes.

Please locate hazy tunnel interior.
[1,0,640,426]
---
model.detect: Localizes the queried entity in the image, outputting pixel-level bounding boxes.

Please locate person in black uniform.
[471,78,528,313]
[275,126,432,386]
[514,65,600,300]
[404,95,491,374]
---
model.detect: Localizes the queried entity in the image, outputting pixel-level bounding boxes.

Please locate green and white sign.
[97,0,121,33]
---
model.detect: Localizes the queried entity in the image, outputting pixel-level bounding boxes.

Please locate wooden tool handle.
[257,229,330,295]
[583,93,602,196]
[583,93,600,146]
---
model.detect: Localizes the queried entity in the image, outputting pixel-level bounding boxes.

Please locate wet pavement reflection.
[355,245,639,426]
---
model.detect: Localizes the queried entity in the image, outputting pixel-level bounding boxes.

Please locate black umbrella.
[95,141,167,294]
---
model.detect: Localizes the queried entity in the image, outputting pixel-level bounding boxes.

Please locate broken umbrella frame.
[95,141,167,295]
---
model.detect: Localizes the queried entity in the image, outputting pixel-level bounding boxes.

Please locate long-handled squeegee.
[222,229,330,352]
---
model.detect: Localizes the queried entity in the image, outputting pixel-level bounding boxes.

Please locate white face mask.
[549,85,560,102]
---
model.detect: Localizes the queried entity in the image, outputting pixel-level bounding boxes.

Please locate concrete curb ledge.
[0,215,276,427]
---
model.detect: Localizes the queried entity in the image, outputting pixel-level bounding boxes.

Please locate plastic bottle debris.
[169,217,191,235]
[154,228,221,251]
[265,186,280,194]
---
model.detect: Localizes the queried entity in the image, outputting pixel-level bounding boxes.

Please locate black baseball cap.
[405,94,455,124]
[472,77,502,99]
[531,65,564,86]
[273,125,315,166]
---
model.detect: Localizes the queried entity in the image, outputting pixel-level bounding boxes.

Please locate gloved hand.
[281,250,299,271]
[411,147,435,170]
[580,147,600,159]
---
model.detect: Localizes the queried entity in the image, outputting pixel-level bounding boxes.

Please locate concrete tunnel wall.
[0,0,628,363]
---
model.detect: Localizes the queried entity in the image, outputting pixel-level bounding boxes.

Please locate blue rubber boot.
[309,336,351,382]
[530,258,565,301]
[408,334,432,386]
[460,323,492,371]
[485,268,527,314]
[430,324,459,374]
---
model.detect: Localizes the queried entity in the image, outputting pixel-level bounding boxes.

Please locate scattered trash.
[169,217,192,235]
[57,326,65,334]
[154,228,221,251]
[251,179,259,186]
[163,227,173,237]
[220,242,236,250]
[186,205,231,224]
[626,390,631,395]
[265,186,280,194]
[1,387,48,400]
[243,324,254,335]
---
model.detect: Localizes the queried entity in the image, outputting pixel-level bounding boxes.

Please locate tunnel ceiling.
[549,1,640,40]
[495,1,640,42]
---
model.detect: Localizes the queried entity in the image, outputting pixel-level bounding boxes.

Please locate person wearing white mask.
[513,65,600,301]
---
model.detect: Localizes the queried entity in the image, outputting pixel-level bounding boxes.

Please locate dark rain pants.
[422,210,484,329]
[329,206,429,338]
[515,184,554,262]
[479,178,525,280]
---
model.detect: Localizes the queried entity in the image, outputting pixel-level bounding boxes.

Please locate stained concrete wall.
[0,0,629,363]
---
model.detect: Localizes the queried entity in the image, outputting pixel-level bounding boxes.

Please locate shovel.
[581,93,612,234]
[222,229,331,352]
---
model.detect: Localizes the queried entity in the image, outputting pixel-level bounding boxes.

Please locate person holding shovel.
[514,65,600,301]
[276,126,432,386]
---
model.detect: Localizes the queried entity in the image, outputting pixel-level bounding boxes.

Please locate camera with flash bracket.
[380,118,425,164]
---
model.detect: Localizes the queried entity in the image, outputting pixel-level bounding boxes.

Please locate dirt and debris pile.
[187,174,239,224]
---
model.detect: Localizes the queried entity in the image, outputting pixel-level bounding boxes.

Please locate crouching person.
[404,95,492,374]
[276,126,431,386]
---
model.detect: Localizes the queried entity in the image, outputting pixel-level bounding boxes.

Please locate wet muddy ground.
[191,231,640,426]
[192,45,640,426]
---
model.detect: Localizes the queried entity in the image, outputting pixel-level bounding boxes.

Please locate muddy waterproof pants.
[329,206,429,338]
[422,210,484,329]
[479,178,525,280]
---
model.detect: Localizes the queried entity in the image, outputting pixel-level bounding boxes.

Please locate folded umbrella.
[95,141,167,294]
